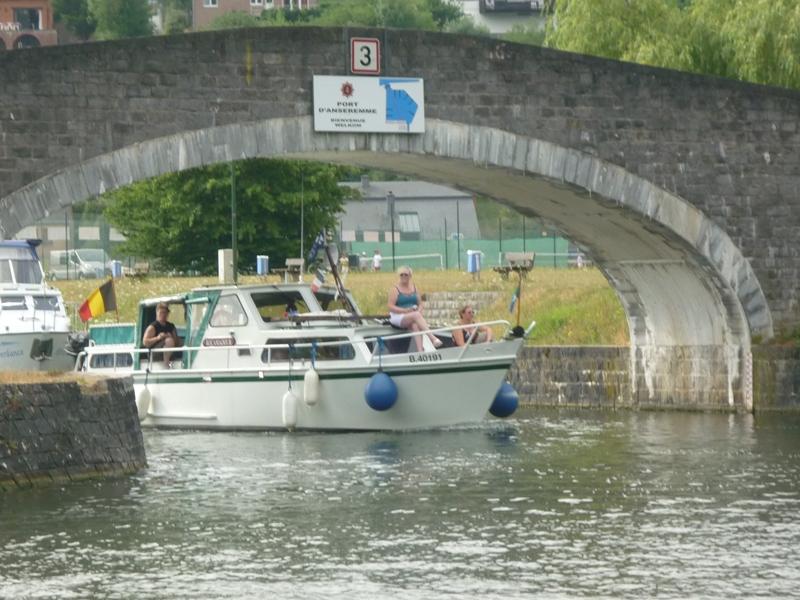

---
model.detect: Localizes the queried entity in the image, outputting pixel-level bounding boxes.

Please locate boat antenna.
[324,243,359,319]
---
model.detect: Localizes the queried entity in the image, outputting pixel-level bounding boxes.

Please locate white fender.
[282,389,297,429]
[303,368,320,406]
[136,388,152,422]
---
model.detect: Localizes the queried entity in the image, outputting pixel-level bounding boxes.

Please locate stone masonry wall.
[752,346,800,411]
[510,345,799,412]
[0,377,146,490]
[510,346,631,409]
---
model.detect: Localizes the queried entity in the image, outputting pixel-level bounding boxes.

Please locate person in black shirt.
[142,302,178,366]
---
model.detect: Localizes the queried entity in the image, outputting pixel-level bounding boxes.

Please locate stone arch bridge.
[1,28,798,410]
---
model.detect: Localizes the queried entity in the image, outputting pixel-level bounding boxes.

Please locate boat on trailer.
[77,282,526,431]
[0,240,74,371]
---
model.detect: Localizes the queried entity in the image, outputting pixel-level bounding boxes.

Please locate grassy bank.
[51,268,629,346]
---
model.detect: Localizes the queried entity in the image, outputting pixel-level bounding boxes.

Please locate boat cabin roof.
[134,282,362,352]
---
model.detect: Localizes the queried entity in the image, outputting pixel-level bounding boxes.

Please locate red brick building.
[0,0,57,50]
[192,0,318,31]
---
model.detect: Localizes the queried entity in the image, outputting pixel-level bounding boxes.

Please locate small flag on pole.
[310,268,326,293]
[78,279,117,322]
[508,284,520,314]
[307,230,327,265]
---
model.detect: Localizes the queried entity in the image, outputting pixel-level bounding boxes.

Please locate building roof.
[340,179,471,201]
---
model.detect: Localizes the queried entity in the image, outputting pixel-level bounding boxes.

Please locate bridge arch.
[0,116,766,405]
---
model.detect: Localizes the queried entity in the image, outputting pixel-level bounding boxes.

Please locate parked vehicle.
[479,0,542,13]
[49,249,110,280]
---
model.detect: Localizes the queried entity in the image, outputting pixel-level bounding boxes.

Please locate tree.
[88,0,152,40]
[101,160,354,274]
[700,0,800,90]
[204,11,265,31]
[545,0,686,66]
[502,23,546,46]
[314,0,437,30]
[426,0,463,30]
[544,0,800,91]
[161,0,192,34]
[52,0,96,41]
[444,17,491,36]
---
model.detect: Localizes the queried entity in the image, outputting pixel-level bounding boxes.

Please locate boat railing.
[78,337,367,372]
[362,319,514,363]
[77,319,517,372]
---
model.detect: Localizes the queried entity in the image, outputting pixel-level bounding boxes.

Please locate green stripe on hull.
[135,361,512,385]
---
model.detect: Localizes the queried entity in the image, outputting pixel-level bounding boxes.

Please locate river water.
[1,409,798,599]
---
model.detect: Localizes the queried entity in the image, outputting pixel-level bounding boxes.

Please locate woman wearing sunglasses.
[387,267,443,352]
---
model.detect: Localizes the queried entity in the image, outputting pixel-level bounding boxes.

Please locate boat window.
[0,247,41,285]
[261,337,355,363]
[0,261,11,284]
[210,295,248,327]
[313,290,354,312]
[89,352,133,369]
[250,291,310,322]
[13,259,41,284]
[0,295,27,310]
[33,296,60,311]
[186,302,207,346]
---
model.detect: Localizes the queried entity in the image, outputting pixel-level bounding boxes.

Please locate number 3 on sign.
[351,38,380,75]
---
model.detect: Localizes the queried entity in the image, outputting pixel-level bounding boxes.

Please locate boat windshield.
[250,291,311,322]
[313,289,358,313]
[32,296,60,311]
[0,295,27,310]
[0,247,42,285]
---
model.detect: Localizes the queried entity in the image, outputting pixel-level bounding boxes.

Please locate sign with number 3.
[351,38,381,75]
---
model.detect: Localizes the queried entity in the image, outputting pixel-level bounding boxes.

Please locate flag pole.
[324,243,358,318]
[516,269,522,328]
[112,278,120,323]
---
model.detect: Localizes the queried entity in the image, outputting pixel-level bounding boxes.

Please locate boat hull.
[133,341,522,431]
[0,332,74,371]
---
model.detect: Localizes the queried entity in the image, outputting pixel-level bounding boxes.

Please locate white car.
[479,0,542,13]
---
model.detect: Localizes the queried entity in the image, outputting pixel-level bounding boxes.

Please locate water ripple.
[1,410,798,599]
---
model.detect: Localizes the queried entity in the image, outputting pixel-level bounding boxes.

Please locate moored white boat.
[0,240,74,371]
[78,282,526,431]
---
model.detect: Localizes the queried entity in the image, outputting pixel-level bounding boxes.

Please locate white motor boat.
[78,282,526,431]
[0,240,74,371]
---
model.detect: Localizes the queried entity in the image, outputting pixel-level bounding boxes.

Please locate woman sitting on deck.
[387,267,442,352]
[452,304,494,346]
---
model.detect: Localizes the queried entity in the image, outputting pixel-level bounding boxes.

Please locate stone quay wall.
[752,346,800,411]
[0,377,146,491]
[510,345,800,412]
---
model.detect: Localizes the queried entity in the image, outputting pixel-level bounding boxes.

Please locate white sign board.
[351,37,380,75]
[313,75,425,134]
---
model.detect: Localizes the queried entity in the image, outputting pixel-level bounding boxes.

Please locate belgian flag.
[78,279,117,322]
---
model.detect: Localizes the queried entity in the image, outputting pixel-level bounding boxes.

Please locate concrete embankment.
[0,377,146,491]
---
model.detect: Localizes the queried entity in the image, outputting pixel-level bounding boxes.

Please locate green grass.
[51,267,630,346]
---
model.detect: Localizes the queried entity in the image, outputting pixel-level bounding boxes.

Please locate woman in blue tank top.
[387,266,442,352]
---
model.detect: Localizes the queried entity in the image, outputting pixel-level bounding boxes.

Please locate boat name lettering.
[408,353,442,363]
[202,337,235,347]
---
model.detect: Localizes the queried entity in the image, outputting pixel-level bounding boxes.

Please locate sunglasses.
[400,272,411,277]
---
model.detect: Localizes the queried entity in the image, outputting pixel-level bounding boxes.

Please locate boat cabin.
[132,283,362,370]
